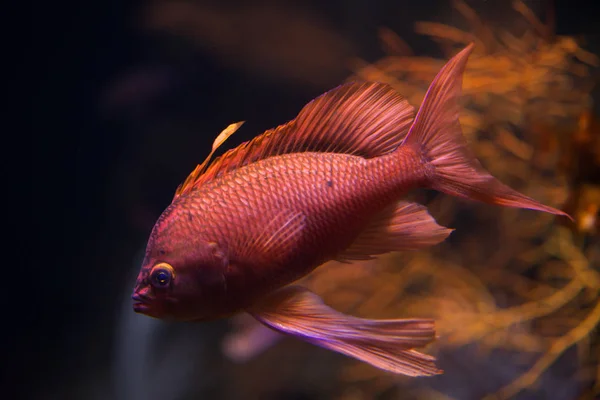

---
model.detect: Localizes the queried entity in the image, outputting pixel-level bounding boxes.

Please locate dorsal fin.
[174,121,244,199]
[174,82,415,198]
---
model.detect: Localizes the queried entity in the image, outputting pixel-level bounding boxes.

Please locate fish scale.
[184,152,378,257]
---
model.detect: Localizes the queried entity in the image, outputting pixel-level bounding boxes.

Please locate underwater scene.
[31,1,598,399]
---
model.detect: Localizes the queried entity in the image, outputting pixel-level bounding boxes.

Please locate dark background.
[27,0,598,399]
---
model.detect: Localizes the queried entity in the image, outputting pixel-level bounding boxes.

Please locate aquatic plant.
[304,1,600,399]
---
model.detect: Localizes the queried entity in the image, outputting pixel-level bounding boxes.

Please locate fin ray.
[250,286,442,377]
[337,201,452,262]
[236,210,307,263]
[401,43,571,219]
[177,82,415,196]
[175,121,245,198]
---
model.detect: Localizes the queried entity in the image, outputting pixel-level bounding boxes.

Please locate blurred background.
[30,0,598,399]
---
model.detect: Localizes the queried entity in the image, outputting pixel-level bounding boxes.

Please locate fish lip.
[132,293,150,313]
[132,292,149,302]
[133,302,149,313]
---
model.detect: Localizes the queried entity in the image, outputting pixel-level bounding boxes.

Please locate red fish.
[132,43,569,376]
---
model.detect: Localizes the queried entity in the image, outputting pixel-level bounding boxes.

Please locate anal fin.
[249,286,442,377]
[337,201,452,262]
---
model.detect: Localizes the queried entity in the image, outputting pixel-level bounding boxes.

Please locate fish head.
[132,211,229,321]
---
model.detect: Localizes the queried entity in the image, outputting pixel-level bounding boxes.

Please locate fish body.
[132,44,569,376]
[147,148,425,319]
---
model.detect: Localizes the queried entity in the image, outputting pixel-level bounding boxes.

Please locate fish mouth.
[133,302,149,313]
[132,293,151,313]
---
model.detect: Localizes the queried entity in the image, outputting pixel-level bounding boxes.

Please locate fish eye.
[150,263,175,289]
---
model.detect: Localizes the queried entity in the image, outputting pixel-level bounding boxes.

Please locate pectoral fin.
[249,286,442,377]
[222,313,283,363]
[236,210,307,264]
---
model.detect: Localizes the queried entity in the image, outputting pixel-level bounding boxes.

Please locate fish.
[132,43,570,377]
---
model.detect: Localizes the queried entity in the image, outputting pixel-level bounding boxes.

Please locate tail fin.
[402,43,571,219]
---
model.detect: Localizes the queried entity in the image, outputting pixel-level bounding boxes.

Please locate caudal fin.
[250,285,441,377]
[401,43,571,219]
